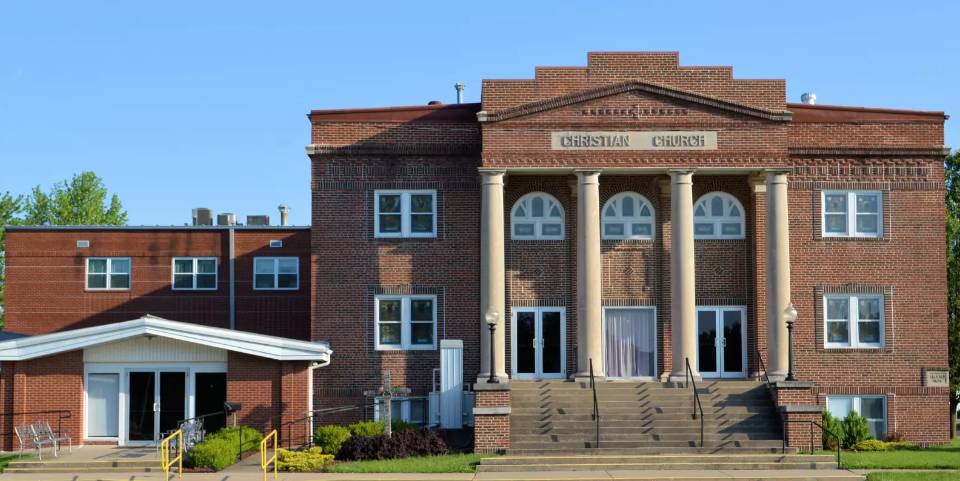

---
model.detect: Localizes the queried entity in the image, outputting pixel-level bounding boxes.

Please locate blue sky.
[1,1,956,226]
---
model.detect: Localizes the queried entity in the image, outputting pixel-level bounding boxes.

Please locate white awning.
[0,314,332,364]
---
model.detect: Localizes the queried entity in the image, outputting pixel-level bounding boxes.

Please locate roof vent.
[246,215,270,226]
[278,204,290,226]
[192,208,213,226]
[455,83,465,104]
[217,213,237,226]
[427,100,443,105]
[800,92,817,105]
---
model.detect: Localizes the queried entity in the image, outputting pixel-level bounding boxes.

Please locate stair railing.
[781,418,842,469]
[684,357,704,448]
[589,358,600,449]
[756,352,770,384]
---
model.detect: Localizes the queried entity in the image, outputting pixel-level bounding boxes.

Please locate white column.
[479,169,507,382]
[669,169,698,382]
[766,169,792,381]
[575,169,604,379]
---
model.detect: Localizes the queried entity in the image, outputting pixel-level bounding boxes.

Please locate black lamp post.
[784,303,798,381]
[485,309,500,384]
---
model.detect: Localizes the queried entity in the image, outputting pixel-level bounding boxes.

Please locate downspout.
[229,227,236,330]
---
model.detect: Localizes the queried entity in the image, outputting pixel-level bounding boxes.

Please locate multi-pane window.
[511,192,565,240]
[602,192,655,240]
[693,192,745,239]
[253,257,299,290]
[822,191,882,238]
[375,295,436,350]
[86,258,131,290]
[827,395,886,439]
[375,397,428,426]
[172,257,217,290]
[374,190,437,238]
[824,294,883,348]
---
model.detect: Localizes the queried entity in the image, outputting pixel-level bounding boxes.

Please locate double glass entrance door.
[512,308,565,379]
[697,307,747,378]
[128,371,186,443]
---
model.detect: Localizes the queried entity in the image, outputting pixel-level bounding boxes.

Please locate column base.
[667,373,701,384]
[476,374,510,387]
[766,372,788,382]
[572,373,605,383]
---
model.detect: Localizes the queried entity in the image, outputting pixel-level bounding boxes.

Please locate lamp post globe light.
[784,303,798,381]
[485,308,500,384]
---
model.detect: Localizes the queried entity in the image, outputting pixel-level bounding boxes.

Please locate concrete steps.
[4,459,159,473]
[477,453,845,474]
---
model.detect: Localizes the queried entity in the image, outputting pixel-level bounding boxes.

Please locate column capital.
[668,168,695,184]
[573,168,602,179]
[478,168,506,185]
[764,168,793,184]
[749,173,767,193]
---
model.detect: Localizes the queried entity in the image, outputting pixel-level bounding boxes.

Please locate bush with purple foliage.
[337,429,449,461]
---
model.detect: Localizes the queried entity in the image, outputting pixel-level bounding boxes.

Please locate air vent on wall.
[77,240,90,248]
[269,240,283,248]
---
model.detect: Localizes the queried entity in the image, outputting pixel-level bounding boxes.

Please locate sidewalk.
[0,468,871,481]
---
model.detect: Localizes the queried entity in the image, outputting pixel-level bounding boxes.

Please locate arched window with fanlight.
[511,192,565,240]
[694,192,745,240]
[602,192,655,240]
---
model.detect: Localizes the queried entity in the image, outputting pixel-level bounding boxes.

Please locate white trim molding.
[0,314,332,363]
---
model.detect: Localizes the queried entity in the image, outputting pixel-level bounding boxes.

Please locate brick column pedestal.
[473,382,510,453]
[769,381,824,451]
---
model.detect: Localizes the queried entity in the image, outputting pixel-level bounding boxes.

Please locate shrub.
[885,441,918,450]
[821,411,845,450]
[277,447,334,472]
[348,420,385,438]
[188,425,265,470]
[189,437,237,471]
[852,439,889,451]
[337,429,449,461]
[392,420,419,432]
[841,411,872,449]
[314,425,351,457]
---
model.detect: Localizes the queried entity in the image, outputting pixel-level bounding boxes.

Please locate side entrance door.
[696,306,747,379]
[127,370,187,444]
[511,307,565,380]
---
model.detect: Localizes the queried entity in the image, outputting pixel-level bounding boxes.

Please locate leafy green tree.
[946,150,960,438]
[0,192,24,326]
[23,171,127,226]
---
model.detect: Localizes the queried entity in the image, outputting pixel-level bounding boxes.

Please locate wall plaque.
[922,368,949,388]
[551,131,717,151]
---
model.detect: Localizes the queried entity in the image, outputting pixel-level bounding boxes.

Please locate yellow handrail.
[160,429,183,480]
[260,429,278,481]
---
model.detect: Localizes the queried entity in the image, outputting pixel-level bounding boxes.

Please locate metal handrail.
[0,409,72,444]
[781,419,842,469]
[589,358,600,449]
[159,429,183,481]
[260,429,278,481]
[684,357,705,448]
[274,405,365,449]
[756,352,770,383]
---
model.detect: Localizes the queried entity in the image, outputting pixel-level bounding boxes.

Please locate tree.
[945,150,960,438]
[23,171,127,226]
[0,192,24,325]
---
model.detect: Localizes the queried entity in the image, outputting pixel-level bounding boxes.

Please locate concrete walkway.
[0,468,872,481]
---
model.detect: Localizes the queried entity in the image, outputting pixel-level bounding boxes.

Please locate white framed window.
[86,257,131,290]
[822,191,882,238]
[253,257,300,290]
[694,192,745,239]
[824,294,883,348]
[374,190,437,238]
[827,395,887,439]
[511,192,565,240]
[602,192,655,240]
[172,257,218,291]
[374,396,428,426]
[374,295,437,350]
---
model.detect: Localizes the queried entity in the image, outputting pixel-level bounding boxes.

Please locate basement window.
[374,396,428,426]
[827,395,886,439]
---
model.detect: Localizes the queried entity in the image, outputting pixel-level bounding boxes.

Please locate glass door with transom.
[697,307,747,379]
[126,370,186,445]
[511,308,565,380]
[603,307,657,379]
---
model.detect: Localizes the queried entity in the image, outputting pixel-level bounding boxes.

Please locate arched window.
[602,192,655,240]
[511,192,565,240]
[694,192,745,240]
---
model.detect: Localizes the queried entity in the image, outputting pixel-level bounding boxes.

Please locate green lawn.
[866,473,960,481]
[838,438,960,470]
[325,453,492,473]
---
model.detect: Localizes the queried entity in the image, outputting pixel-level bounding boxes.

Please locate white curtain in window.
[87,373,119,437]
[605,309,655,378]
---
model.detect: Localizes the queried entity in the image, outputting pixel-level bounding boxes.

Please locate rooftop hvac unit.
[246,215,270,226]
[192,208,213,226]
[217,213,237,226]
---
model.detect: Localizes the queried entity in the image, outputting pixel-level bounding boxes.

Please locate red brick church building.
[0,52,951,451]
